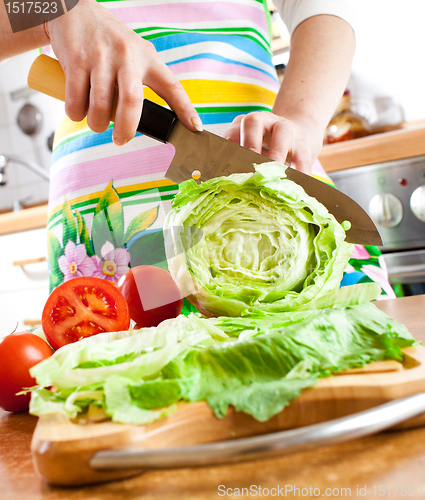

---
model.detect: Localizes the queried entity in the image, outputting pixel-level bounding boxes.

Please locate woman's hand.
[45,0,202,145]
[223,14,355,175]
[222,111,323,175]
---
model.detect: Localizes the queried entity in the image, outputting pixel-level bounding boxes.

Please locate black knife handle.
[136,99,178,143]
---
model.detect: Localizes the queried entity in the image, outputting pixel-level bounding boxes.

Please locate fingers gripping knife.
[27,55,382,245]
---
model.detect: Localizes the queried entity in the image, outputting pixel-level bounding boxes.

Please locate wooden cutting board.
[31,345,425,486]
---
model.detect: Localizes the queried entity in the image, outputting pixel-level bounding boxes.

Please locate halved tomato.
[42,277,130,350]
[118,265,184,328]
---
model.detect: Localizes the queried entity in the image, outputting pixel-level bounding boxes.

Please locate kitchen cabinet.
[0,227,49,338]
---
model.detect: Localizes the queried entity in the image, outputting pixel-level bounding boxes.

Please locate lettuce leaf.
[135,303,414,421]
[30,314,229,389]
[29,303,416,424]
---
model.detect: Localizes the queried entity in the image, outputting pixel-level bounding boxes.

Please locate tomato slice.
[42,277,130,350]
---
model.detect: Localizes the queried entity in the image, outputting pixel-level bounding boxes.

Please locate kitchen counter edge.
[0,204,48,236]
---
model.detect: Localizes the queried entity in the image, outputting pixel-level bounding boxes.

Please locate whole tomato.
[118,265,184,328]
[0,332,53,412]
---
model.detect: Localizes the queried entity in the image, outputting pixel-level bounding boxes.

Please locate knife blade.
[138,99,382,246]
[27,54,382,245]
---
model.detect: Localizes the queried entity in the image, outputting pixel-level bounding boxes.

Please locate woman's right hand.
[45,0,202,145]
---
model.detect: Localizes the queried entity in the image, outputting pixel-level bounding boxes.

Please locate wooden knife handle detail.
[28,55,119,122]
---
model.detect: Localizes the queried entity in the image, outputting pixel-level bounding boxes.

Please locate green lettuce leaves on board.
[30,314,228,389]
[29,303,416,425]
[163,162,374,318]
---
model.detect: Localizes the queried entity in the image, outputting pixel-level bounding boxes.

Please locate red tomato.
[0,332,53,412]
[42,277,130,350]
[118,266,184,328]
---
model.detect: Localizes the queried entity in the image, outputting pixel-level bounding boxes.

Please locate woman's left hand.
[222,111,323,175]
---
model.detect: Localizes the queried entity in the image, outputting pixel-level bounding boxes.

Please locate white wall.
[0,50,55,211]
[348,0,425,124]
[273,0,425,125]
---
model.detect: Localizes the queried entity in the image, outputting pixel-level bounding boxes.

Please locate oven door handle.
[388,263,425,280]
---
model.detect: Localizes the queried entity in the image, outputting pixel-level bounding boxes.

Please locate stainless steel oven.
[328,155,425,295]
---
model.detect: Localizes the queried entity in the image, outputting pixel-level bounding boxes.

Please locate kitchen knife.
[27,54,382,246]
[91,393,425,471]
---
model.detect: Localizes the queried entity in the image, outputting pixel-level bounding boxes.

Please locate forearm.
[273,15,355,133]
[0,1,50,61]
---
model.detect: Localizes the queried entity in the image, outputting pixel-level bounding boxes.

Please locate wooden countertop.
[1,295,425,500]
[0,204,48,236]
[319,121,425,173]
